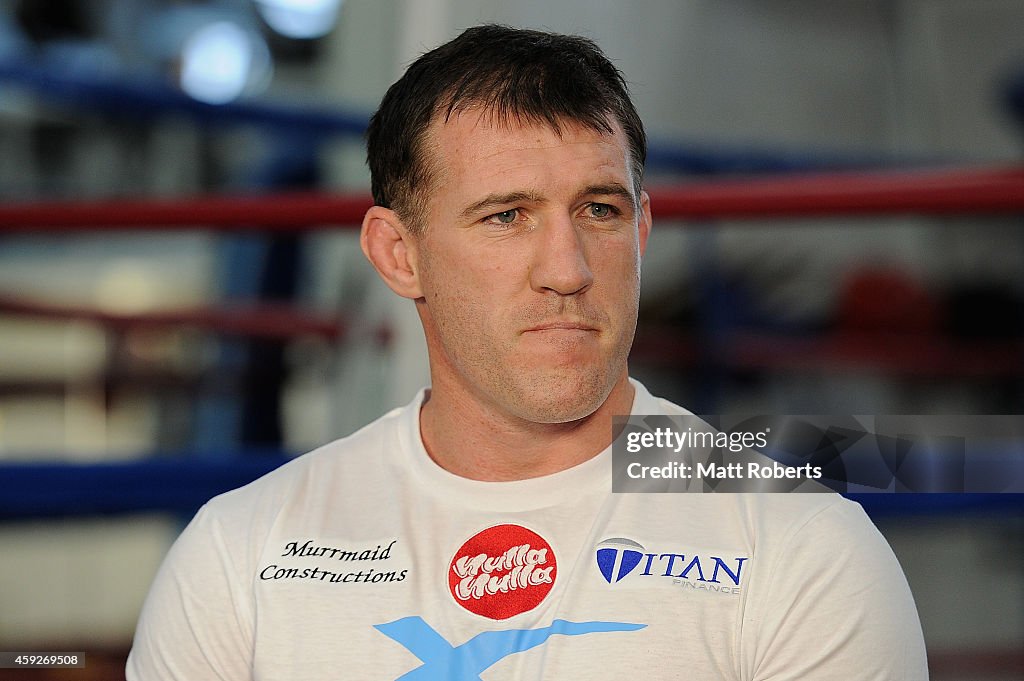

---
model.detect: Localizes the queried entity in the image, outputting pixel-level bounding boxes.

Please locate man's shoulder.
[742,488,875,540]
[203,398,415,518]
[635,380,869,523]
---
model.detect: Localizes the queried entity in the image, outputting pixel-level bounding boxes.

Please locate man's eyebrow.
[458,184,636,220]
[576,183,636,206]
[459,191,546,219]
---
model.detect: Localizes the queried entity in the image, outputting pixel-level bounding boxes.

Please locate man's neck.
[419,374,635,482]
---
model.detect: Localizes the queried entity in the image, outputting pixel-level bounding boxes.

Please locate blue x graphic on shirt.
[374,616,645,680]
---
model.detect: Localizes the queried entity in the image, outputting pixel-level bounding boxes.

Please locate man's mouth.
[523,320,598,334]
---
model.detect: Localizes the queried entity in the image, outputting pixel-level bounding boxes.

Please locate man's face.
[410,109,651,424]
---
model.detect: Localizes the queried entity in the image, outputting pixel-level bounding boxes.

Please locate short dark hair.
[365,24,647,232]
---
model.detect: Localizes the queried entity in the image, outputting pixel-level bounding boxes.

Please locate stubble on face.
[419,259,638,425]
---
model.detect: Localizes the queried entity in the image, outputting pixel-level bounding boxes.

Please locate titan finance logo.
[595,538,748,593]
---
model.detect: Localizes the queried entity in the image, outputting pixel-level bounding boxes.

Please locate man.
[128,25,928,680]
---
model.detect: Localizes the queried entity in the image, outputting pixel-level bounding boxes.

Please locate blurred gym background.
[0,0,1022,678]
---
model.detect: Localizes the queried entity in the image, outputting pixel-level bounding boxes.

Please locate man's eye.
[487,209,519,224]
[588,203,614,218]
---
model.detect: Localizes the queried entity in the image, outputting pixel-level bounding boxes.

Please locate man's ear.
[638,190,653,256]
[360,206,423,299]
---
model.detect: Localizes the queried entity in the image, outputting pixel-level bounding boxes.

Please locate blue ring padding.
[0,61,368,138]
[0,457,290,520]
[1,459,1022,520]
[846,493,1024,518]
[644,143,893,175]
[0,60,907,174]
[1005,68,1024,126]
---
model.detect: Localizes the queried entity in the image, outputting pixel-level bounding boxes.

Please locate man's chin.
[503,371,616,425]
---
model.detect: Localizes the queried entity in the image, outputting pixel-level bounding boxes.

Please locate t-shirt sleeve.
[746,499,929,681]
[126,504,255,681]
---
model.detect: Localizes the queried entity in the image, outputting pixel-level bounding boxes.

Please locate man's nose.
[528,214,594,296]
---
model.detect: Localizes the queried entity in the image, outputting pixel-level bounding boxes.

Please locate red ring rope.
[1,165,1022,231]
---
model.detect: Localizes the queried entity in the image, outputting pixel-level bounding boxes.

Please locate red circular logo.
[448,524,557,620]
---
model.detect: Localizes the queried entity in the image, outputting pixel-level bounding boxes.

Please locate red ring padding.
[0,165,1022,231]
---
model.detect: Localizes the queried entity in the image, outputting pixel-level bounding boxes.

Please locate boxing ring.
[1,166,1023,677]
[2,165,1024,504]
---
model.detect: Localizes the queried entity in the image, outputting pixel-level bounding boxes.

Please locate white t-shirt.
[127,381,928,680]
